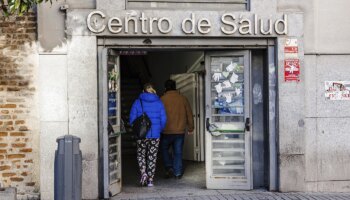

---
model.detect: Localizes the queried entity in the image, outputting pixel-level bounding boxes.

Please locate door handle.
[245,118,251,132]
[206,118,210,131]
[206,118,220,136]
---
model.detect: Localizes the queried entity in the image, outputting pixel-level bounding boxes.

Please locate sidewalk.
[116,160,350,200]
[112,189,350,200]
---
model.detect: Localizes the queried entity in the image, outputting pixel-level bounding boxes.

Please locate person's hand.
[188,131,194,135]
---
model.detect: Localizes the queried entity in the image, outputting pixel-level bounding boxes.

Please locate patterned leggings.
[136,139,160,181]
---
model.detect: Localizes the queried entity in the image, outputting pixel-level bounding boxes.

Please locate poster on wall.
[325,81,350,100]
[284,38,298,54]
[284,59,300,82]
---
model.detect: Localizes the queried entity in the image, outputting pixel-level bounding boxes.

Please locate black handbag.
[132,99,151,139]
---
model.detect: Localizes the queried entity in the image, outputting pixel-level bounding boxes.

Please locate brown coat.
[161,90,194,134]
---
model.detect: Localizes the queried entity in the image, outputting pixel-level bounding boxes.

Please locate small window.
[126,0,250,11]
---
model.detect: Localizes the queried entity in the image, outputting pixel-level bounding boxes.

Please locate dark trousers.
[160,134,185,176]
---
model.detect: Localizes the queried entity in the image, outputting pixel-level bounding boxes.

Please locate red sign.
[284,38,298,54]
[284,46,298,53]
[284,59,300,82]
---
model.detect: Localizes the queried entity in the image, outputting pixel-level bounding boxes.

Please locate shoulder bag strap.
[139,99,144,113]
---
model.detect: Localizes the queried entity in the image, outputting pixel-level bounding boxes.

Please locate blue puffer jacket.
[129,92,167,139]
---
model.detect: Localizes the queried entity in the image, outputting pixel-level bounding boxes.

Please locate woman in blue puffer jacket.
[129,83,167,187]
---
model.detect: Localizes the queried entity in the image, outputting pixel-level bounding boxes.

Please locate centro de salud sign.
[86,10,288,36]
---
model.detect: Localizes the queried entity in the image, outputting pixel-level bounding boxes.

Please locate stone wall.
[278,0,350,192]
[0,12,39,198]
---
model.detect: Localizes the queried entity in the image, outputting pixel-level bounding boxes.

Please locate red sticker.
[284,59,300,82]
[284,46,298,53]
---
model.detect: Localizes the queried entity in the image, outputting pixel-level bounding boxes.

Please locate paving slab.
[114,157,350,200]
[112,191,350,200]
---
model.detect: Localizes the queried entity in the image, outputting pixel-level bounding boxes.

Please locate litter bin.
[54,135,82,200]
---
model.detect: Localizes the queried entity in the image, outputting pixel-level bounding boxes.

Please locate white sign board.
[325,81,350,100]
[64,10,291,37]
[87,11,288,36]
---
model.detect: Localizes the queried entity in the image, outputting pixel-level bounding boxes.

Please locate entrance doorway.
[119,51,206,160]
[119,51,206,193]
[99,48,273,199]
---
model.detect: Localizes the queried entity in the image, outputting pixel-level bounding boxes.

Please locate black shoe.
[174,174,182,179]
[164,168,174,179]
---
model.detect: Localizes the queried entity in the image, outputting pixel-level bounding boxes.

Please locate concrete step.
[0,187,16,200]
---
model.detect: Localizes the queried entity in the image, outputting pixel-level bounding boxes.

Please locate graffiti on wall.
[325,81,350,100]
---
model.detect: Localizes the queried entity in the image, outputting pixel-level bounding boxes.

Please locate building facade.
[1,0,350,199]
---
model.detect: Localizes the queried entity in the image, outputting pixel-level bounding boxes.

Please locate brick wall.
[0,12,39,198]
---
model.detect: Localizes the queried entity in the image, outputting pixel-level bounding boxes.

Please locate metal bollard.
[54,135,82,200]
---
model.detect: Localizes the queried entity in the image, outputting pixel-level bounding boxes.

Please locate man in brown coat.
[160,79,194,179]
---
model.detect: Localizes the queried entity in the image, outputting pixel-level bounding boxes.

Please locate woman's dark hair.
[165,79,176,91]
[143,82,156,94]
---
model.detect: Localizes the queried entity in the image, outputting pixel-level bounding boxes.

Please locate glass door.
[205,51,252,190]
[100,48,122,198]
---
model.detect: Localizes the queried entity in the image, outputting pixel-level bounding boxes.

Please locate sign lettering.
[87,11,288,36]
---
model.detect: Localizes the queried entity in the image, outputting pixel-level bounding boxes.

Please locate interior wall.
[146,51,204,94]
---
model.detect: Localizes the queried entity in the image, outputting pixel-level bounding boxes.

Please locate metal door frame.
[97,38,279,198]
[98,46,108,198]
